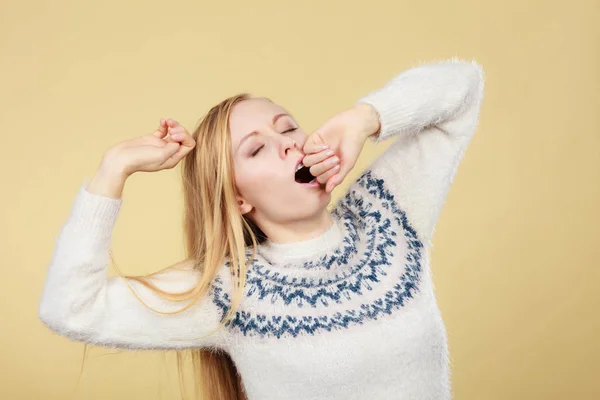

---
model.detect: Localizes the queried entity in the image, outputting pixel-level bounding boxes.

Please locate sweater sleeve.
[355,58,484,247]
[38,181,228,350]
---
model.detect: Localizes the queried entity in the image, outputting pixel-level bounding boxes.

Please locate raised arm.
[38,181,228,350]
[356,58,484,247]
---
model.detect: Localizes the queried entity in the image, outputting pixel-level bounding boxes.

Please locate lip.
[299,179,322,189]
[295,156,304,172]
[293,155,306,179]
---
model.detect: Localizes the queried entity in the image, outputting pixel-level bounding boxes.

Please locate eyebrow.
[235,113,291,153]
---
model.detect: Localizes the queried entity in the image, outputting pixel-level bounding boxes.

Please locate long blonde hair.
[79,93,266,400]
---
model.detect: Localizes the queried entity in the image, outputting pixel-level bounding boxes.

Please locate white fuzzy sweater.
[39,59,484,400]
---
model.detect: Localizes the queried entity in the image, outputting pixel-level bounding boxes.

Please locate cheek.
[235,163,273,201]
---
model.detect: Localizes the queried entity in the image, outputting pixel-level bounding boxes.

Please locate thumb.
[303,130,328,154]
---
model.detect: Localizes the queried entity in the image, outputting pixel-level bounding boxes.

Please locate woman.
[39,58,484,400]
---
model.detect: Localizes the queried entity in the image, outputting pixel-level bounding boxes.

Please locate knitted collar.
[257,215,345,265]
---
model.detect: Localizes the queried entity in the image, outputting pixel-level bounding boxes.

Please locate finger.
[169,131,196,149]
[161,139,195,169]
[309,155,340,178]
[152,118,169,138]
[325,174,340,193]
[316,164,341,187]
[166,119,193,144]
[303,131,329,154]
[325,162,352,193]
[163,119,181,140]
[166,118,182,129]
[168,125,186,135]
[161,146,189,169]
[301,149,334,167]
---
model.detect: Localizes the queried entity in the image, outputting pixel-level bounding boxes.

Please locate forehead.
[229,98,287,142]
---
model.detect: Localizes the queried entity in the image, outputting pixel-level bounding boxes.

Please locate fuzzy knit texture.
[39,59,484,400]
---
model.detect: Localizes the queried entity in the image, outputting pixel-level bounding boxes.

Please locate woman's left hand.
[302,103,381,193]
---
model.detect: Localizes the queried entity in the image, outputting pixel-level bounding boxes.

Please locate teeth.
[295,163,304,172]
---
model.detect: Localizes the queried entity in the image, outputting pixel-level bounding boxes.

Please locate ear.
[237,197,253,216]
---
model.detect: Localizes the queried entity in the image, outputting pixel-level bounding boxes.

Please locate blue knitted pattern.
[211,170,424,339]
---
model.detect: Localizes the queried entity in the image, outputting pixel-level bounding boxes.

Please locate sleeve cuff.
[65,179,123,243]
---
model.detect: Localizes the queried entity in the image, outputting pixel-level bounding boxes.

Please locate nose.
[281,137,298,158]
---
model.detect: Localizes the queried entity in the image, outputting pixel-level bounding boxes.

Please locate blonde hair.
[79,93,266,400]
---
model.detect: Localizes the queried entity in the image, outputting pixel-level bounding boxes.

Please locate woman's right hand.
[104,118,196,177]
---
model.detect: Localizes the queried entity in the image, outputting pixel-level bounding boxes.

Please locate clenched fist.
[104,118,196,177]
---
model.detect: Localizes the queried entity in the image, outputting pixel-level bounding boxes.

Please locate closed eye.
[251,127,297,157]
[251,145,264,157]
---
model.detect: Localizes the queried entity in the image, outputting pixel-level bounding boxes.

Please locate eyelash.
[250,127,298,157]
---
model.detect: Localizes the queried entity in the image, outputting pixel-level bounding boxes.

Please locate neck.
[256,209,345,265]
[260,210,334,244]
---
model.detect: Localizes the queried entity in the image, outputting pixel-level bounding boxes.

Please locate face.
[230,98,331,227]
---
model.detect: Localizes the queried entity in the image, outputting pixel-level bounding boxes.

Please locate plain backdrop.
[1,0,599,399]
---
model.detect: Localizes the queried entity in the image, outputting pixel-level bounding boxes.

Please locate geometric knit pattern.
[212,170,424,338]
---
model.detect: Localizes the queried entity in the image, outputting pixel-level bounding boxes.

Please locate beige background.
[1,0,599,399]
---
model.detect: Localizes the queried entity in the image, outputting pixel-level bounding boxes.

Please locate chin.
[290,190,330,212]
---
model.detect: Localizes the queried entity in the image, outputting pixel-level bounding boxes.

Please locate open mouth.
[294,162,317,184]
